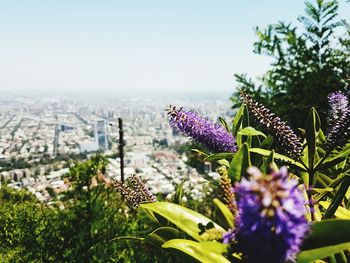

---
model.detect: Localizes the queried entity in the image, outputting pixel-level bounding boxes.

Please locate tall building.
[95,119,108,150]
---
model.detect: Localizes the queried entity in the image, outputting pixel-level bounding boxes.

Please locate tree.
[57,154,172,262]
[0,156,175,262]
[232,0,350,129]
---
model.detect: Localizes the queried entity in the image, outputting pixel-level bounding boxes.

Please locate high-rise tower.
[95,119,108,150]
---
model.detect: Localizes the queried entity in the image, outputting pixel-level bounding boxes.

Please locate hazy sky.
[0,1,349,99]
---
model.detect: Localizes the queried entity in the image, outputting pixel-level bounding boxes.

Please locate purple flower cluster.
[166,106,237,153]
[326,92,350,151]
[328,92,349,125]
[227,166,309,263]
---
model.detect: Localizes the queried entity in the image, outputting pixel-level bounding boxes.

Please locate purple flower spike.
[240,91,303,159]
[233,166,309,263]
[326,92,350,151]
[166,106,237,153]
[328,91,349,125]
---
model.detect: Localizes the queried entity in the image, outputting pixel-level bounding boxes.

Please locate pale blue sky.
[0,1,349,98]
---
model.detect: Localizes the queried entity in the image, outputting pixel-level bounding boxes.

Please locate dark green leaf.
[260,150,275,173]
[300,219,350,251]
[232,105,245,135]
[147,227,180,247]
[219,117,230,133]
[260,135,274,149]
[315,156,347,171]
[323,176,350,219]
[228,143,251,182]
[318,201,350,219]
[305,107,321,170]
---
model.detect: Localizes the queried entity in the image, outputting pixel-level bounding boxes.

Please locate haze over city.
[2,0,349,99]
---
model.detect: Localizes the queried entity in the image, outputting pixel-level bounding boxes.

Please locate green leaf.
[312,188,333,194]
[162,239,230,263]
[217,159,230,167]
[305,107,321,170]
[259,135,274,149]
[238,126,267,138]
[173,178,186,205]
[319,201,350,219]
[297,243,350,263]
[205,153,235,162]
[323,176,350,219]
[213,198,234,229]
[219,117,230,133]
[232,105,245,135]
[315,156,347,171]
[228,143,251,182]
[317,129,326,144]
[249,148,307,172]
[260,150,276,173]
[190,149,209,158]
[146,227,180,247]
[140,202,224,241]
[315,173,347,203]
[242,105,250,128]
[110,236,145,242]
[336,144,350,159]
[298,219,350,262]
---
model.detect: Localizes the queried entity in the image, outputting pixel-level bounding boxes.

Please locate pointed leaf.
[238,126,267,138]
[305,108,321,170]
[319,201,350,219]
[323,176,350,219]
[205,153,235,162]
[219,117,230,133]
[217,159,230,167]
[228,143,251,182]
[232,105,245,135]
[190,149,209,158]
[173,178,186,205]
[250,148,307,172]
[242,105,250,127]
[260,150,275,173]
[162,239,230,263]
[140,202,224,241]
[299,219,350,261]
[315,156,347,171]
[147,227,180,247]
[297,243,350,263]
[213,198,234,229]
[260,135,274,149]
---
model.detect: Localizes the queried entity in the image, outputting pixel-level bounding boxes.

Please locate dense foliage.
[125,89,350,262]
[232,0,350,129]
[0,156,175,262]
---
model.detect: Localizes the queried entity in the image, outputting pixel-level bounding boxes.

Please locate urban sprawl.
[0,94,233,204]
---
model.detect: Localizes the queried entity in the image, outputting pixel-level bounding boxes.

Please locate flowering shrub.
[114,90,350,263]
[226,166,309,263]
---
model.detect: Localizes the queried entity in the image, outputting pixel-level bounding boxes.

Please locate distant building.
[59,124,74,132]
[79,141,99,153]
[125,152,150,169]
[95,119,108,150]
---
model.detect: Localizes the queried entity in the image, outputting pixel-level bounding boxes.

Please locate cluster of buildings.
[0,94,233,202]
